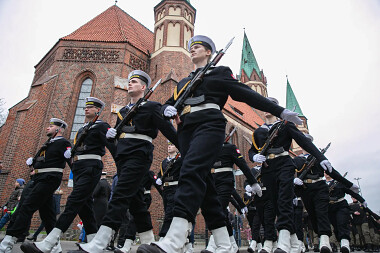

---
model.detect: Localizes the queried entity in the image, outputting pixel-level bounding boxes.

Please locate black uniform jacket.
[327,180,365,203]
[74,120,115,157]
[293,155,353,188]
[248,121,327,173]
[34,136,72,170]
[115,101,178,161]
[162,66,285,127]
[158,156,183,183]
[213,143,256,185]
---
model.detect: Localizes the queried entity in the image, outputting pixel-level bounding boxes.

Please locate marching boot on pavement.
[114,239,133,253]
[201,235,216,253]
[138,217,191,253]
[318,235,332,253]
[0,235,17,253]
[290,233,301,253]
[340,239,350,253]
[275,229,291,253]
[248,239,257,253]
[261,240,274,253]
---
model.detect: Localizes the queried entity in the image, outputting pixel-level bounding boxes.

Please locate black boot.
[137,244,166,253]
[314,244,320,252]
[26,236,37,242]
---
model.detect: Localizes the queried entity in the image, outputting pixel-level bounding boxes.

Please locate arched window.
[70,78,93,139]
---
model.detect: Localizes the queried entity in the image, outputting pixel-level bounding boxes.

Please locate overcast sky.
[1,0,379,212]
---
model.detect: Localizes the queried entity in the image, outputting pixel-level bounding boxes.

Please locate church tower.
[148,0,195,104]
[286,77,310,154]
[239,31,268,97]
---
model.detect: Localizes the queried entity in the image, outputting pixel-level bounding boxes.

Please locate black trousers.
[123,193,152,241]
[255,191,277,241]
[117,211,131,246]
[159,186,177,237]
[262,160,296,234]
[6,173,61,237]
[248,209,261,243]
[101,151,152,232]
[329,200,351,241]
[294,204,304,241]
[55,160,102,234]
[215,180,235,236]
[299,182,332,237]
[174,120,226,230]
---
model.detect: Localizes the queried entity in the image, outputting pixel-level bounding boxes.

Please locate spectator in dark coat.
[0,179,25,229]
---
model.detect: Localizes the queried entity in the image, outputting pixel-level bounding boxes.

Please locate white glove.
[294,177,304,186]
[253,154,266,163]
[293,198,299,206]
[106,128,117,139]
[64,148,72,159]
[163,106,177,117]
[280,109,303,125]
[320,160,332,173]
[26,157,34,166]
[156,178,162,186]
[251,183,263,197]
[350,184,360,194]
[245,191,252,197]
[245,185,252,193]
[241,207,248,214]
[362,201,368,208]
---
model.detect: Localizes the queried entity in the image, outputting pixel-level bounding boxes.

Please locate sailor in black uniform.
[248,97,334,253]
[293,133,360,253]
[203,139,260,253]
[73,70,178,253]
[156,141,182,240]
[325,172,366,253]
[21,97,114,253]
[137,35,302,253]
[245,166,276,253]
[0,118,71,253]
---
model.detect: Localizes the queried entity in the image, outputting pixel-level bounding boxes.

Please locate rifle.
[70,112,100,158]
[160,152,181,183]
[329,172,348,193]
[113,79,162,140]
[298,142,331,180]
[224,127,237,143]
[173,37,235,124]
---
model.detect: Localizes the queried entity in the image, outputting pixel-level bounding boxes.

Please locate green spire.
[286,77,304,117]
[240,31,261,79]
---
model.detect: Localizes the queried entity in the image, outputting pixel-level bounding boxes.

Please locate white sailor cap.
[85,97,105,109]
[101,171,107,175]
[304,133,314,142]
[267,97,279,105]
[188,35,216,54]
[128,70,152,87]
[49,118,67,129]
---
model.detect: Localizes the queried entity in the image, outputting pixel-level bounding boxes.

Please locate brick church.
[0,0,309,237]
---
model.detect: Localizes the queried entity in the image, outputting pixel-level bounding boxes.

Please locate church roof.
[223,96,264,129]
[61,5,154,53]
[240,32,261,79]
[286,78,304,117]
